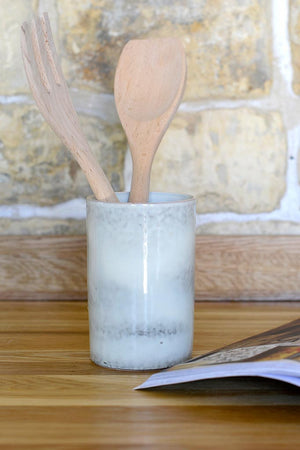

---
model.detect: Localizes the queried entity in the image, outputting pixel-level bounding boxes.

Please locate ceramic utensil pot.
[86,192,195,370]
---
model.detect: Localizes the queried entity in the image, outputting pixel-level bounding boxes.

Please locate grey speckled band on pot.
[86,192,196,370]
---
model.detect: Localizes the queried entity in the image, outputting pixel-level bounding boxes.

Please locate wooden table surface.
[0,300,299,449]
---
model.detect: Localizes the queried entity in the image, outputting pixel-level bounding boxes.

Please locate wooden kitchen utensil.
[114,38,186,203]
[21,13,118,203]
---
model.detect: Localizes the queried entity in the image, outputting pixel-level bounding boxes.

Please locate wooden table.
[0,300,299,449]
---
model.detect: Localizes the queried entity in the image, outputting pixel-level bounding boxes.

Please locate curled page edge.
[134,360,300,390]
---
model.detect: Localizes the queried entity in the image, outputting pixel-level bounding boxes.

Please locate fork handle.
[64,134,119,203]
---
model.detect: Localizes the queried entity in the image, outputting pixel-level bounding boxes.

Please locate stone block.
[0,104,126,205]
[150,108,286,214]
[51,0,271,99]
[0,0,38,95]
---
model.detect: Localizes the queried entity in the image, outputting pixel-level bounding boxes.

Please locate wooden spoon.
[114,38,186,203]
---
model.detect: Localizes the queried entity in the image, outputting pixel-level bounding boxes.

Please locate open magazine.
[135,318,300,390]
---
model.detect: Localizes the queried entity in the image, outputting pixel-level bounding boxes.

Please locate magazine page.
[135,318,300,390]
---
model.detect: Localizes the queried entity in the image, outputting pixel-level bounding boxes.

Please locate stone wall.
[0,0,300,235]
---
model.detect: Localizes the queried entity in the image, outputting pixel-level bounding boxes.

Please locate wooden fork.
[21,13,118,202]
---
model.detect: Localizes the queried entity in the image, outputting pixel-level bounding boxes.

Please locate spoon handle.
[129,161,151,203]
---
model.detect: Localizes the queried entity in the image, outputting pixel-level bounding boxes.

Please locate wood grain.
[0,405,299,448]
[195,235,300,300]
[1,235,300,301]
[0,236,86,300]
[0,301,299,448]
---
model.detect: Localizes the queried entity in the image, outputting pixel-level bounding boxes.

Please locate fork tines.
[21,12,62,95]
